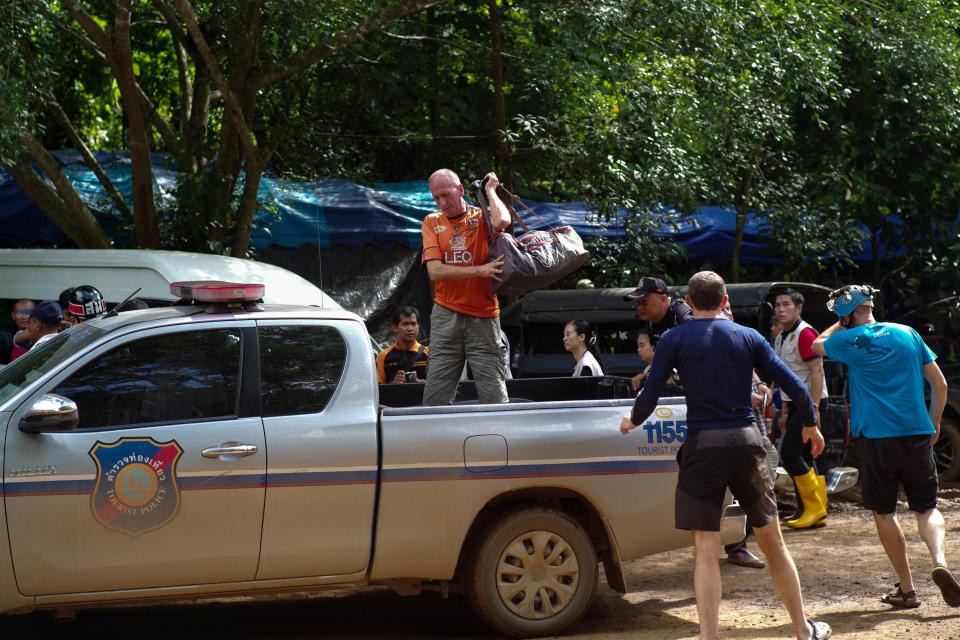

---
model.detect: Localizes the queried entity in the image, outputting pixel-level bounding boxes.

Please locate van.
[500,282,834,378]
[0,249,342,309]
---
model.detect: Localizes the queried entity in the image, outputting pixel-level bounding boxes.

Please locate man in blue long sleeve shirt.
[620,271,830,640]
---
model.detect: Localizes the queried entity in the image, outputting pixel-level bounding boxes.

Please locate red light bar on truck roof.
[170,281,265,303]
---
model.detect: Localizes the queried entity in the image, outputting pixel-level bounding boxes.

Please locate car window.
[0,324,106,407]
[259,325,346,417]
[51,329,242,429]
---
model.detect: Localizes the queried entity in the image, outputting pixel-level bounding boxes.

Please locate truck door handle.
[201,443,259,459]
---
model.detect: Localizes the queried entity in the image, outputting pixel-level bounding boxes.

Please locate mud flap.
[602,555,627,594]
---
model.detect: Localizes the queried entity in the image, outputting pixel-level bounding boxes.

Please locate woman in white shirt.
[563,319,604,377]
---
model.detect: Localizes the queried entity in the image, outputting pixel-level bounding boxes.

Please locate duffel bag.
[473,180,590,297]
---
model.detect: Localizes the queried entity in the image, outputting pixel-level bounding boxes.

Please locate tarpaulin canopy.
[0,151,901,265]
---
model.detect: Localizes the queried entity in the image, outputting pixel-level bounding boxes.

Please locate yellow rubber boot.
[786,469,826,529]
[816,474,828,526]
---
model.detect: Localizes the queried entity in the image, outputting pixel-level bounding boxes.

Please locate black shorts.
[675,424,778,531]
[860,435,938,514]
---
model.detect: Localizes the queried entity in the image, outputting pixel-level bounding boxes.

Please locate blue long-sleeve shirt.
[630,318,816,430]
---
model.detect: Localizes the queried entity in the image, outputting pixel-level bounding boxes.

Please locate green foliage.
[4,0,960,319]
[0,3,49,162]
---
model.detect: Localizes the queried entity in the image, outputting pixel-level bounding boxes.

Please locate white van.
[0,249,341,308]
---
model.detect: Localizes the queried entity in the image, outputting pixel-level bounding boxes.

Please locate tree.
[7,0,445,254]
[0,4,112,248]
[790,0,960,291]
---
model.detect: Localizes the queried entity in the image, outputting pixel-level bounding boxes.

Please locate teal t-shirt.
[824,322,936,439]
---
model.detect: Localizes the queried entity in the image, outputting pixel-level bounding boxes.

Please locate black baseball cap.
[30,300,64,327]
[624,276,669,301]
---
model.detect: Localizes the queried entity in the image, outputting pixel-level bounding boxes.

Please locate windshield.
[0,323,106,406]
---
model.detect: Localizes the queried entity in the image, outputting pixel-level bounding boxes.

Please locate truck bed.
[377,374,636,407]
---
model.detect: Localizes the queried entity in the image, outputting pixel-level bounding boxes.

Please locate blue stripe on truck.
[2,458,673,496]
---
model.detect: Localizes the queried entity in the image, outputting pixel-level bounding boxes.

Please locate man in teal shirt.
[813,285,958,609]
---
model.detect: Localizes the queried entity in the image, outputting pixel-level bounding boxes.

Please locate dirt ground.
[5,486,960,639]
[570,485,960,640]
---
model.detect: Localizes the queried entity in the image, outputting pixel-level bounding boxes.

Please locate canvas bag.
[473,179,590,297]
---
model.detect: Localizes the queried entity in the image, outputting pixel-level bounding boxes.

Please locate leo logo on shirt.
[444,250,474,264]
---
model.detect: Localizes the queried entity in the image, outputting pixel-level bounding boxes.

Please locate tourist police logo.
[89,437,184,537]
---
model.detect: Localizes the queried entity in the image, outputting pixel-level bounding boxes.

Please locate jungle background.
[3,0,960,351]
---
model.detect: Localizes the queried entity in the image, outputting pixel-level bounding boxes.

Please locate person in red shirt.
[6,299,34,362]
[420,169,511,405]
[773,288,829,529]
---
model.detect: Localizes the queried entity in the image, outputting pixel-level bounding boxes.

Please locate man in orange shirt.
[421,169,511,405]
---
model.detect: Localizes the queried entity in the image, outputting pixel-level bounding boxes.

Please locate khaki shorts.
[422,304,508,406]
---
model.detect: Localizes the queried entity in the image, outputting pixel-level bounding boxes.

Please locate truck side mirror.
[19,394,79,433]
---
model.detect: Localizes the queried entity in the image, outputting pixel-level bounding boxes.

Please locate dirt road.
[5,493,960,639]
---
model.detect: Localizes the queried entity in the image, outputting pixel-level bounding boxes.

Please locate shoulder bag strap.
[474,179,530,243]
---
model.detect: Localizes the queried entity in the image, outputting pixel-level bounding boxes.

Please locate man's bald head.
[429,168,460,188]
[428,168,467,217]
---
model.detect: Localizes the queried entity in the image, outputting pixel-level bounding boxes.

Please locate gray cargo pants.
[422,304,509,405]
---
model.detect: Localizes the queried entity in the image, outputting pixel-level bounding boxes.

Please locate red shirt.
[797,326,819,361]
[421,205,499,318]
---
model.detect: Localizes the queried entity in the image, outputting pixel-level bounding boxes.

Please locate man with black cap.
[624,276,693,391]
[10,301,63,360]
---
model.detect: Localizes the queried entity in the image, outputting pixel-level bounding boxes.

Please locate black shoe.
[726,546,765,569]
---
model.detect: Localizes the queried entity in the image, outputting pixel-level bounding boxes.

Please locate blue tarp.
[0,151,897,263]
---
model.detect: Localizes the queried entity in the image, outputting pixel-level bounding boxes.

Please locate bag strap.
[500,185,560,232]
[474,179,529,242]
[474,178,566,238]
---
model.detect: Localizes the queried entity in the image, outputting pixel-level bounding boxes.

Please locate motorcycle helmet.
[826,284,876,318]
[67,285,106,320]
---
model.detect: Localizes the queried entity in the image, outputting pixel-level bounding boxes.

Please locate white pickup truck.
[0,283,743,637]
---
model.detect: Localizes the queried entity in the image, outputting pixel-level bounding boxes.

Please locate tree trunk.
[730,145,762,283]
[49,100,133,222]
[5,148,111,249]
[489,0,511,188]
[426,8,441,160]
[185,67,212,172]
[112,2,160,247]
[230,159,263,258]
[731,208,746,283]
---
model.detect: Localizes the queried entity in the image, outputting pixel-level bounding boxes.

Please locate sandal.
[807,619,831,639]
[880,583,920,609]
[931,564,960,607]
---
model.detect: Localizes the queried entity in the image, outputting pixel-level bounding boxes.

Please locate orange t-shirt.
[421,205,499,318]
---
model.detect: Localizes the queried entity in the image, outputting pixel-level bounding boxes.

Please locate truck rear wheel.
[936,416,960,483]
[466,507,598,638]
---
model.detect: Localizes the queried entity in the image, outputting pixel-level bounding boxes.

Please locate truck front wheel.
[936,416,960,482]
[465,507,598,638]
